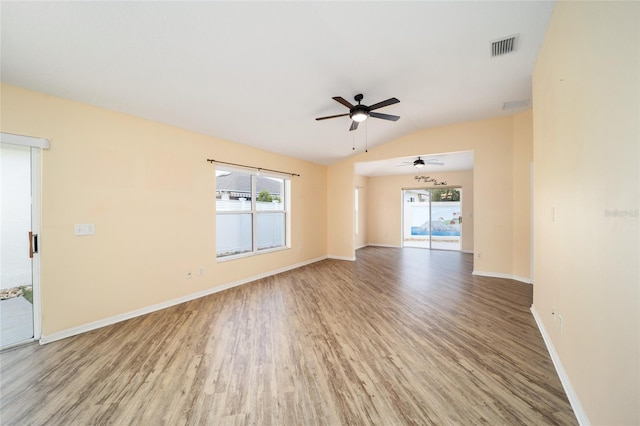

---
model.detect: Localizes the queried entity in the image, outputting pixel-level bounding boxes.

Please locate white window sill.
[216,245,290,262]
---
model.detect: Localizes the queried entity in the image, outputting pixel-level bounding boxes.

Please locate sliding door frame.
[402,186,462,251]
[1,132,49,344]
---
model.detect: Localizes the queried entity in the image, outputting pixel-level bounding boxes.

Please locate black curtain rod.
[207,159,300,177]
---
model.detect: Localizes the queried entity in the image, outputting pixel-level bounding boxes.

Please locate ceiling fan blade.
[349,120,359,131]
[333,96,354,109]
[316,113,350,121]
[426,160,445,165]
[368,97,400,111]
[369,111,400,121]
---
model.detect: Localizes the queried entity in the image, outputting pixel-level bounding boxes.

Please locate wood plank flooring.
[0,247,577,425]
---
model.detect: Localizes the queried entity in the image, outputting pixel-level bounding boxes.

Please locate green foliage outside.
[257,190,281,203]
[19,286,33,304]
[432,189,460,202]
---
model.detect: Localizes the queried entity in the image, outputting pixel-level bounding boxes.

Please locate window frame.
[216,166,291,261]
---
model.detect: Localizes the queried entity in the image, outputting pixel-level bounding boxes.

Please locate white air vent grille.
[491,35,519,57]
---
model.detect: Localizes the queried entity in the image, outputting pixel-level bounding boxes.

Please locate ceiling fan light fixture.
[351,110,368,122]
[414,158,425,168]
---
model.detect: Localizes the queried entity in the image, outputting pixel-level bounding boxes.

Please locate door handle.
[28,232,38,258]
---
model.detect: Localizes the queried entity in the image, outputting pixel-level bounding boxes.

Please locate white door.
[0,133,46,348]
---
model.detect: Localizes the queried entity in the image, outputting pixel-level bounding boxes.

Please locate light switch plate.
[74,224,95,236]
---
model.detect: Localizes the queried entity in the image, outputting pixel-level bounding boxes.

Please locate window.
[216,167,289,259]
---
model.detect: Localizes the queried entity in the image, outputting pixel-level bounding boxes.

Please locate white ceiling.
[1,1,554,173]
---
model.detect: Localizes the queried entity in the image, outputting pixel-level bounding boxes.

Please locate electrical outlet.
[476,252,482,259]
[198,267,204,276]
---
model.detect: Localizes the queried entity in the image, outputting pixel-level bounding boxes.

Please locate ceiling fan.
[315,93,400,131]
[396,156,444,168]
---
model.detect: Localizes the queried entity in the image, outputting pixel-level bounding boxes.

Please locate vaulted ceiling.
[1,1,554,170]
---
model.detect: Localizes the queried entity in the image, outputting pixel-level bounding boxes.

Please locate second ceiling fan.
[316,93,400,131]
[397,156,444,168]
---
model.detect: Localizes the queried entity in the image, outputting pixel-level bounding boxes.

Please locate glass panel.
[431,204,461,235]
[411,205,430,236]
[216,213,252,257]
[403,189,431,248]
[432,188,461,202]
[431,197,462,251]
[256,175,284,211]
[0,144,35,347]
[256,212,285,250]
[216,170,252,211]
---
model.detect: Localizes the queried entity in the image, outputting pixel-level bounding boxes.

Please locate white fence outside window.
[216,200,286,258]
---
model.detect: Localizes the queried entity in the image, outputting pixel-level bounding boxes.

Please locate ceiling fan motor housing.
[350,105,370,122]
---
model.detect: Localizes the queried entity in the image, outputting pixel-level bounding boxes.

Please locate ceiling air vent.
[491,34,519,57]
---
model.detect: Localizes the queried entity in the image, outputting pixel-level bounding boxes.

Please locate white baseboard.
[327,255,356,261]
[39,256,327,345]
[530,306,590,425]
[472,270,532,284]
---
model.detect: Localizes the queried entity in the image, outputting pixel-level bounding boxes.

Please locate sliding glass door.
[403,188,462,251]
[1,133,46,348]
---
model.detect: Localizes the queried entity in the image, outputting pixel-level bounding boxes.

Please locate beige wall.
[366,171,474,253]
[355,174,368,249]
[533,2,639,424]
[1,84,327,337]
[512,110,533,280]
[328,112,533,280]
[327,160,356,259]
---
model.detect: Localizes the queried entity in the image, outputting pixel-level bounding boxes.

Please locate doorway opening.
[403,188,462,251]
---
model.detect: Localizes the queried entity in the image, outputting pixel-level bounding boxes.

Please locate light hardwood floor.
[0,247,577,425]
